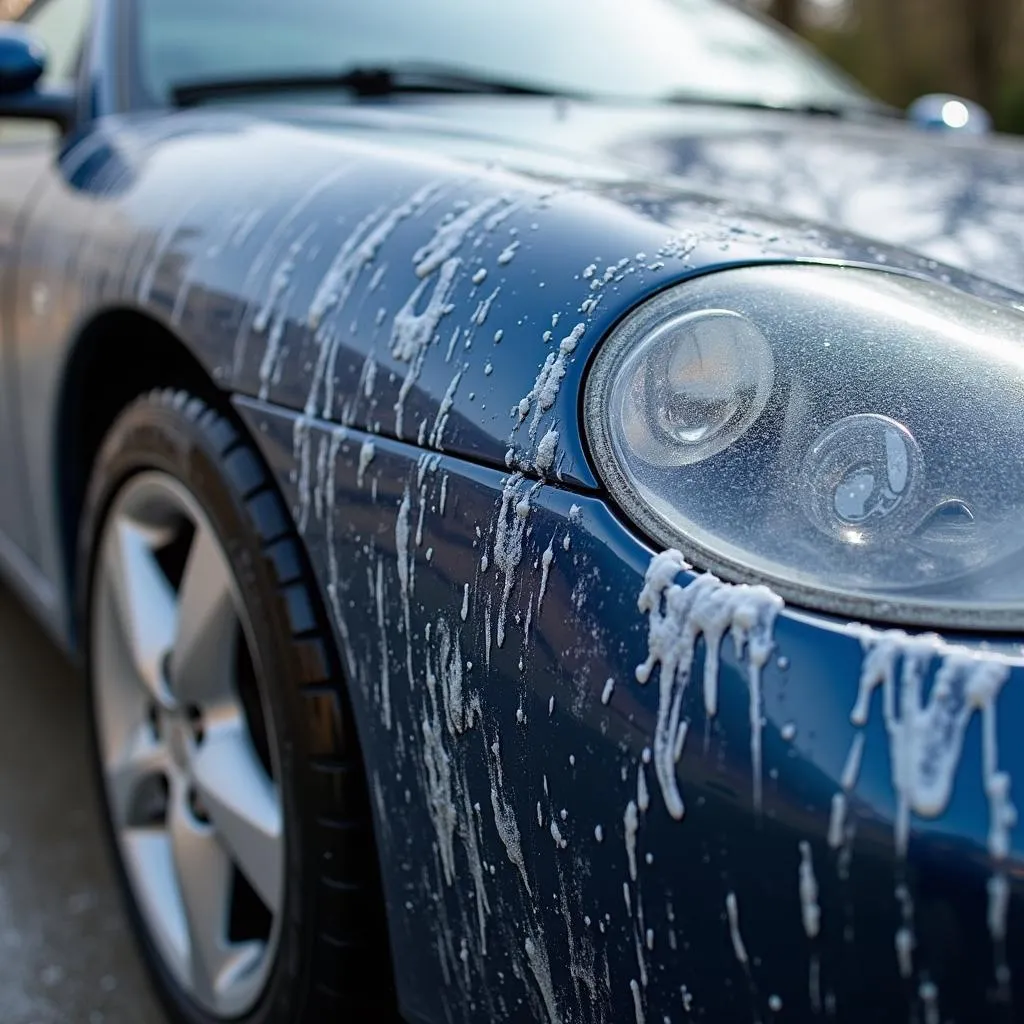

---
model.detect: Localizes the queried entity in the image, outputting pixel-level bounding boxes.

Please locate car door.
[0,0,92,571]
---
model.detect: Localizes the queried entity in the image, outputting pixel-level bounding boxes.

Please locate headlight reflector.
[585,264,1024,629]
[617,309,774,466]
[801,413,924,544]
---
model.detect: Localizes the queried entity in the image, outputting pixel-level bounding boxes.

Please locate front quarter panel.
[240,397,1024,1024]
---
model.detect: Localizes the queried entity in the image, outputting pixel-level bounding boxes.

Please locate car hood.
[269,96,1024,294]
[72,102,1024,495]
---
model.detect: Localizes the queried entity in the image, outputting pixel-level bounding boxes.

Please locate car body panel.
[237,394,1024,1024]
[0,129,66,625]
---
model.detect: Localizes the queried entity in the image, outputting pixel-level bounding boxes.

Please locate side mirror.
[0,23,46,94]
[907,93,992,135]
[0,25,76,130]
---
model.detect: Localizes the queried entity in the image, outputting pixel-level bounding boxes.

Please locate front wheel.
[78,389,396,1024]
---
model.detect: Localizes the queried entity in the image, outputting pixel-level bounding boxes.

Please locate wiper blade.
[172,63,567,107]
[661,92,897,120]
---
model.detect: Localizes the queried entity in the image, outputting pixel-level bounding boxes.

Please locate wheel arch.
[55,306,224,648]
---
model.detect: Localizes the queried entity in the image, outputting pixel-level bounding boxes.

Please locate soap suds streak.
[524,932,562,1024]
[234,164,350,380]
[473,286,501,326]
[430,366,464,449]
[828,731,864,849]
[624,800,640,881]
[487,738,532,897]
[636,764,649,813]
[463,786,491,956]
[636,550,783,819]
[554,857,602,1019]
[895,883,915,979]
[829,624,1023,989]
[395,490,416,701]
[435,619,466,737]
[374,558,392,730]
[390,255,460,381]
[630,979,645,1024]
[725,891,748,965]
[601,677,615,705]
[536,537,555,617]
[846,628,1015,885]
[278,184,452,490]
[521,323,586,441]
[493,474,538,648]
[257,285,296,401]
[321,426,349,661]
[356,440,375,487]
[535,428,559,474]
[253,224,312,335]
[394,344,428,441]
[497,240,520,265]
[414,195,505,277]
[798,841,821,939]
[422,667,457,884]
[310,181,440,328]
[414,487,426,547]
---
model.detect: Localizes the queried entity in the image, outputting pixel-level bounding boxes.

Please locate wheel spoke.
[169,783,236,1007]
[105,520,177,705]
[171,522,239,709]
[192,720,283,914]
[121,830,190,982]
[106,724,170,828]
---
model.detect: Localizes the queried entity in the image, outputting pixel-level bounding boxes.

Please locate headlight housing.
[585,264,1024,629]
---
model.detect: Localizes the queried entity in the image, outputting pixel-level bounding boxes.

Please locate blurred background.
[747,0,1024,132]
[0,0,1021,132]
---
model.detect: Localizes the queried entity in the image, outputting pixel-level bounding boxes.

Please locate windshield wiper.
[661,92,898,120]
[172,63,569,108]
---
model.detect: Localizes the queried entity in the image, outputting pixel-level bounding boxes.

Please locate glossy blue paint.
[237,395,1024,1024]
[0,24,45,95]
[0,1,1022,1020]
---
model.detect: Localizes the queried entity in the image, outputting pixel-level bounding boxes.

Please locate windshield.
[136,0,873,112]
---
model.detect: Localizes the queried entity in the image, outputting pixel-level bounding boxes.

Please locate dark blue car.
[0,0,1021,1022]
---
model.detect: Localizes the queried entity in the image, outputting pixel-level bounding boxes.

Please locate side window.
[0,0,92,143]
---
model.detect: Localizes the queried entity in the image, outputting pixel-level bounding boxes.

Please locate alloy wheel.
[90,470,284,1018]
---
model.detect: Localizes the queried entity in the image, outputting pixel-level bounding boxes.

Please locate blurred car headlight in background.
[585,264,1024,629]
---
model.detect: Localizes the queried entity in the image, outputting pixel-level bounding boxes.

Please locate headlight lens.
[618,309,774,466]
[585,264,1024,629]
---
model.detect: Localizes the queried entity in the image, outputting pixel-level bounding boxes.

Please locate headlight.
[585,264,1024,629]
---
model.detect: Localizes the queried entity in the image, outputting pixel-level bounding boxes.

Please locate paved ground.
[0,581,166,1024]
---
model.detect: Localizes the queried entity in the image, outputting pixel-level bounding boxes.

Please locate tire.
[77,388,397,1024]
